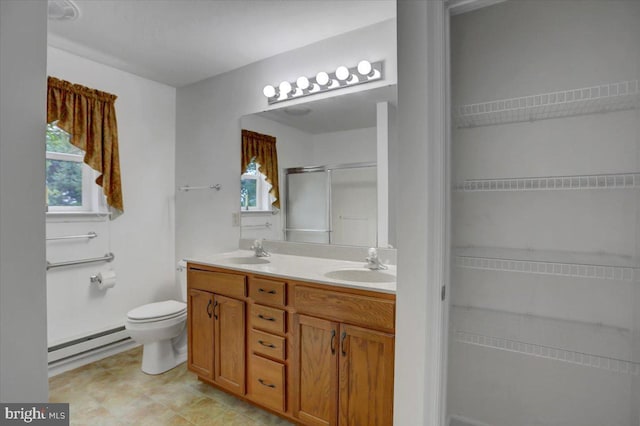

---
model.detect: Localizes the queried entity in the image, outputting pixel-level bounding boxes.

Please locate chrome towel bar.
[47,252,114,271]
[243,222,272,229]
[47,232,98,241]
[178,184,221,192]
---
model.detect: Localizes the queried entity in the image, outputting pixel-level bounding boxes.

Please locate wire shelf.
[454,172,640,192]
[454,80,640,128]
[454,247,638,282]
[454,330,640,376]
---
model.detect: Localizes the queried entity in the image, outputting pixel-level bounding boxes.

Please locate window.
[46,123,102,213]
[241,160,272,212]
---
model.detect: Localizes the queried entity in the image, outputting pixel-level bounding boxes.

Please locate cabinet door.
[213,294,245,395]
[338,324,395,426]
[294,314,339,426]
[188,289,214,379]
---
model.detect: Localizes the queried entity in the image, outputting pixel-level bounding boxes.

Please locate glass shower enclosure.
[284,163,377,247]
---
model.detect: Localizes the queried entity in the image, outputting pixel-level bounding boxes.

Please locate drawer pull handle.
[213,300,219,320]
[258,378,276,388]
[258,340,276,348]
[206,299,213,319]
[258,314,276,322]
[341,331,347,356]
[258,288,277,294]
[330,329,336,355]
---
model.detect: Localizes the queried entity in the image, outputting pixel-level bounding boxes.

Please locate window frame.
[241,161,272,213]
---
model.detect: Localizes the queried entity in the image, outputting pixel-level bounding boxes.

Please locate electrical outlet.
[232,212,240,227]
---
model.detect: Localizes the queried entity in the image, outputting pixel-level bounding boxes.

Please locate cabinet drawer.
[294,285,395,332]
[250,304,286,335]
[249,277,286,307]
[248,354,285,412]
[250,329,286,361]
[188,267,246,298]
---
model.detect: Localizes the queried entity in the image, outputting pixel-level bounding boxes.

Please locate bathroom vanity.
[186,251,396,426]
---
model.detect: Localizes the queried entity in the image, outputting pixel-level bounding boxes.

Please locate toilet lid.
[127,300,186,321]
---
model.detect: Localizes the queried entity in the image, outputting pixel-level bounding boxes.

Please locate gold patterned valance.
[47,76,123,217]
[241,129,280,209]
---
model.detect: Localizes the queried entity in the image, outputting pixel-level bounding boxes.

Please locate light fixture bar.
[263,60,384,105]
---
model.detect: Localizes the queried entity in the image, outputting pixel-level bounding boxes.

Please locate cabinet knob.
[258,288,277,294]
[213,300,219,320]
[206,299,212,319]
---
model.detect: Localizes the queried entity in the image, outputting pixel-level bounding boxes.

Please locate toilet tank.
[177,260,188,302]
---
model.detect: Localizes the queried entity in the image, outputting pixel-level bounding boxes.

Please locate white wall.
[176,19,396,260]
[0,0,49,402]
[395,1,449,425]
[448,2,640,425]
[46,48,177,344]
[311,127,377,165]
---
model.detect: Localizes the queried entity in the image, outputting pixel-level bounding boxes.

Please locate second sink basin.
[224,257,270,265]
[324,269,395,283]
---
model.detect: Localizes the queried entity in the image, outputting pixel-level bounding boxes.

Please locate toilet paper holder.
[89,270,116,290]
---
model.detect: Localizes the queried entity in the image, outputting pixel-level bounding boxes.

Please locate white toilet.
[125,260,188,375]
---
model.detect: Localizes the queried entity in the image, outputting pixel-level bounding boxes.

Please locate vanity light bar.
[263,60,384,105]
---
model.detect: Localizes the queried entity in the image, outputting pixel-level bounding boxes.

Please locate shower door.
[284,163,377,246]
[285,168,330,244]
[330,166,377,247]
[447,2,640,426]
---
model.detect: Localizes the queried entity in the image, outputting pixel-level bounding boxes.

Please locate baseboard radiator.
[48,326,131,365]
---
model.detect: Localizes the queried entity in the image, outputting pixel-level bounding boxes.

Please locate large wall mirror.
[240,84,397,247]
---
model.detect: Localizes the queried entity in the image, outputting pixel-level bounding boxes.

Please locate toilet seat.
[127,300,186,324]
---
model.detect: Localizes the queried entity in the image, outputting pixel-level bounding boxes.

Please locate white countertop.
[186,250,396,294]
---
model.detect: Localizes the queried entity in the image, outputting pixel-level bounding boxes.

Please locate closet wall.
[447,2,639,425]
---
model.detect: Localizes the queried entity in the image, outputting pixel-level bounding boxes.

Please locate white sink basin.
[224,257,270,265]
[324,269,395,283]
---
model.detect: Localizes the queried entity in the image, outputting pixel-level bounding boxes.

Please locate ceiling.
[48,0,397,88]
[255,84,397,134]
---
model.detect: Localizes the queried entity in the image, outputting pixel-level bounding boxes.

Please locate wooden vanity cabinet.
[337,324,395,426]
[187,265,246,396]
[294,315,339,426]
[292,284,395,426]
[246,275,289,413]
[187,263,395,426]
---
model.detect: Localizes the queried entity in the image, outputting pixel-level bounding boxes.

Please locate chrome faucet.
[251,239,270,257]
[365,247,387,270]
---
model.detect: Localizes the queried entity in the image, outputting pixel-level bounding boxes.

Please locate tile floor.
[49,346,294,426]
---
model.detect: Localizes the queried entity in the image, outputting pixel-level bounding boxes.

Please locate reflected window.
[241,160,271,211]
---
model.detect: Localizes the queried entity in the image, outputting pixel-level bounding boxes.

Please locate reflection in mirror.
[284,163,377,246]
[240,85,396,247]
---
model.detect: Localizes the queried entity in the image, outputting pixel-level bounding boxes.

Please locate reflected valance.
[47,76,123,217]
[241,129,280,209]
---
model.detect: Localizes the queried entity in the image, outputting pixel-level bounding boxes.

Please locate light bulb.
[263,85,276,98]
[316,71,330,86]
[279,81,292,95]
[335,66,350,81]
[357,60,372,76]
[296,76,310,90]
